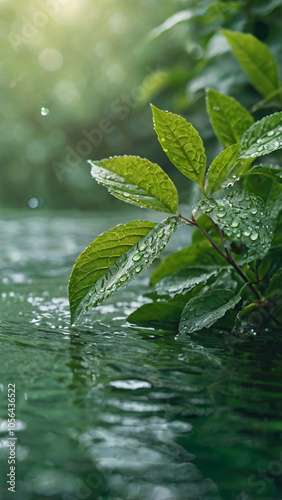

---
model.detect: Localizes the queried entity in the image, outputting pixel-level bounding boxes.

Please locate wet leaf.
[89,155,178,214]
[128,302,182,329]
[205,143,242,195]
[245,165,282,184]
[179,288,243,334]
[221,30,280,97]
[69,217,184,323]
[151,105,206,188]
[240,112,282,159]
[155,266,218,297]
[206,88,254,147]
[150,240,224,285]
[198,191,274,263]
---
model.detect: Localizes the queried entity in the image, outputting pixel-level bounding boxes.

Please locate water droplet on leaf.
[133,253,141,262]
[41,107,49,116]
[250,232,258,241]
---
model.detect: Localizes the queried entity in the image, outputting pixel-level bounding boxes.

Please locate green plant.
[69,31,282,335]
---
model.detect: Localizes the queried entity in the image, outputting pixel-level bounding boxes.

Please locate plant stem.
[179,214,261,300]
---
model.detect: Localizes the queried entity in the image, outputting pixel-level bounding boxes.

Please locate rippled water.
[1,210,282,500]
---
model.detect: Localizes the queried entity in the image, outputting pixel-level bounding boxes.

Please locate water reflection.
[0,212,282,500]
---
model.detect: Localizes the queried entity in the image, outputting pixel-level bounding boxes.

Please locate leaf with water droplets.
[206,88,254,148]
[151,104,206,189]
[240,112,282,159]
[150,240,225,285]
[245,165,282,184]
[179,288,243,334]
[221,30,280,97]
[89,156,178,214]
[155,266,218,297]
[205,143,242,195]
[69,217,184,323]
[69,221,155,323]
[199,191,274,263]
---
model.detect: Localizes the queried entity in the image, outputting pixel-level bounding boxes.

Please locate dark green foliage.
[69,28,282,335]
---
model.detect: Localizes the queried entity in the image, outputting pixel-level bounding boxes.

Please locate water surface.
[1,210,282,500]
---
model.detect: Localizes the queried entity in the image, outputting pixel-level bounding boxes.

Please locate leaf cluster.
[69,30,282,336]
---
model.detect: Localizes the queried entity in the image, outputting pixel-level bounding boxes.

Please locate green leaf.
[69,221,155,323]
[265,268,282,299]
[205,143,242,195]
[148,6,210,39]
[88,155,178,214]
[128,302,182,329]
[206,88,254,147]
[268,182,282,222]
[151,104,206,188]
[150,240,224,285]
[69,217,184,323]
[245,165,282,184]
[198,191,274,262]
[179,288,243,334]
[155,266,218,297]
[221,29,280,97]
[240,112,282,159]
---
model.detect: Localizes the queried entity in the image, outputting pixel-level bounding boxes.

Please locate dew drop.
[251,208,257,214]
[267,130,274,136]
[157,230,164,238]
[139,242,147,251]
[133,253,141,262]
[217,212,226,218]
[250,231,258,241]
[212,106,220,111]
[41,107,49,116]
[135,266,142,273]
[120,274,127,282]
[237,232,241,238]
[231,220,239,228]
[257,138,262,144]
[243,230,251,236]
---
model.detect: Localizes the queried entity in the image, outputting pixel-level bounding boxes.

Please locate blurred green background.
[1,0,282,210]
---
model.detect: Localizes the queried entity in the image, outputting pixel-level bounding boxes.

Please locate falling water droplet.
[41,107,49,116]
